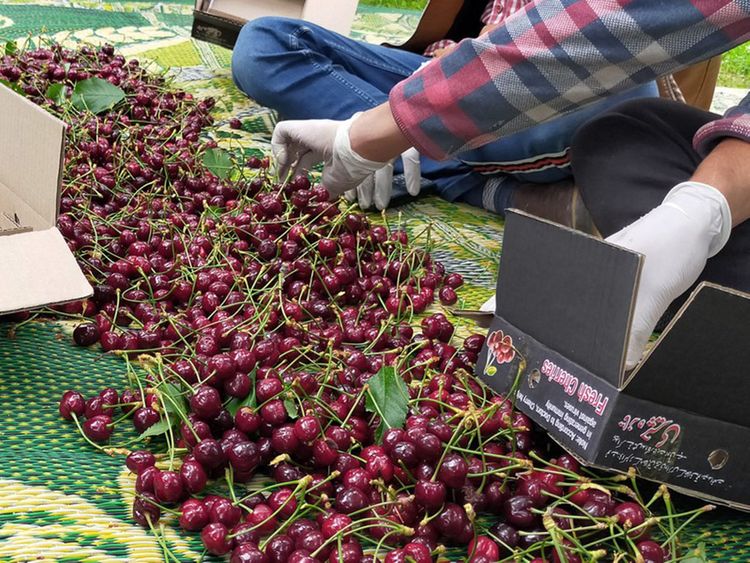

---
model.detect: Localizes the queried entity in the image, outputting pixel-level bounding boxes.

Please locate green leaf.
[365,366,409,443]
[5,41,17,56]
[227,370,257,416]
[71,77,125,114]
[203,147,234,179]
[284,398,299,418]
[138,418,172,440]
[214,130,242,139]
[161,382,187,419]
[45,83,67,106]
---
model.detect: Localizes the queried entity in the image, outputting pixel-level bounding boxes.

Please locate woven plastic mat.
[1,0,749,561]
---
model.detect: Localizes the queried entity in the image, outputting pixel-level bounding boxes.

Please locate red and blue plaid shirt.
[391,0,750,161]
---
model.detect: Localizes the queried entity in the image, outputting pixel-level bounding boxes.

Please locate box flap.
[0,228,92,313]
[496,211,642,387]
[205,0,305,22]
[625,282,750,426]
[0,84,65,231]
[301,0,359,35]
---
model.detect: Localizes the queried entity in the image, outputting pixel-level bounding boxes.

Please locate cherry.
[133,492,161,527]
[194,438,226,470]
[190,385,222,419]
[489,521,519,553]
[265,534,295,563]
[503,495,537,529]
[153,469,184,503]
[415,480,446,509]
[209,497,242,527]
[179,498,209,531]
[637,540,665,563]
[126,450,155,473]
[132,407,160,433]
[230,544,268,563]
[180,460,208,494]
[438,286,458,305]
[336,488,368,514]
[135,465,158,494]
[614,501,646,533]
[232,522,261,545]
[268,488,297,519]
[59,390,85,420]
[438,453,468,488]
[469,536,500,560]
[201,522,233,555]
[434,503,470,541]
[235,407,261,434]
[228,441,260,473]
[328,542,363,563]
[73,322,100,346]
[294,416,321,442]
[83,415,113,442]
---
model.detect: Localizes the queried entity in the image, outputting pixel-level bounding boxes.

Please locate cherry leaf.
[202,147,233,179]
[137,419,173,440]
[45,83,67,106]
[71,77,125,114]
[365,366,409,443]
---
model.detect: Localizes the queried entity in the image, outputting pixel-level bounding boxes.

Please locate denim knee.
[231,16,299,103]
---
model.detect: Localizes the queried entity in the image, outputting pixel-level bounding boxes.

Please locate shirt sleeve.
[481,0,506,25]
[388,0,750,160]
[693,92,750,156]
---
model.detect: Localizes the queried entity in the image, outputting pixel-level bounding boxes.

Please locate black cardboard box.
[477,210,750,510]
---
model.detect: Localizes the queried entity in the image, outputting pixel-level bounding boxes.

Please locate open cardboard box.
[192,0,359,50]
[0,84,92,314]
[477,210,750,510]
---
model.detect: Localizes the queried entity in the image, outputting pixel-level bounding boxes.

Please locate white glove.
[344,147,422,210]
[606,181,732,369]
[271,113,388,198]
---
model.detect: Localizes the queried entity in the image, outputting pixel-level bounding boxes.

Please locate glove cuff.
[336,113,390,173]
[664,181,732,258]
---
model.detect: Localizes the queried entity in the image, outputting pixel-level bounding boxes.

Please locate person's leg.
[571,97,750,295]
[457,82,659,185]
[231,16,426,120]
[450,82,659,216]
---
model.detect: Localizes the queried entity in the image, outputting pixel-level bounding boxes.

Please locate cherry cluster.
[1,41,687,562]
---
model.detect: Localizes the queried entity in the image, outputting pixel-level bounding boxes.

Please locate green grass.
[359,0,427,11]
[718,43,750,88]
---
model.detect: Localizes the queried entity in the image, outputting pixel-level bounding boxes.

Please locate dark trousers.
[571,98,750,314]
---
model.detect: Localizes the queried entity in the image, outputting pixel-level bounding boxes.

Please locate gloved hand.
[344,147,422,210]
[271,113,389,198]
[606,181,732,369]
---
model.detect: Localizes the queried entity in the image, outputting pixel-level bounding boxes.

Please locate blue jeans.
[232,17,659,212]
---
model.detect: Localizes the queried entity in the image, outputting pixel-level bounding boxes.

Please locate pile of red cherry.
[1,42,686,561]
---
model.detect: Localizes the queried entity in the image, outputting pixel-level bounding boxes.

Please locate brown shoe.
[508,180,599,236]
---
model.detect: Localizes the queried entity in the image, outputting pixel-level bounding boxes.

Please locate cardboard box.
[477,210,750,510]
[0,84,92,314]
[192,0,359,50]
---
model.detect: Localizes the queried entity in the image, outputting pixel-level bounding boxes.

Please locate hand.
[271,113,389,197]
[431,44,457,58]
[606,181,731,369]
[344,148,422,210]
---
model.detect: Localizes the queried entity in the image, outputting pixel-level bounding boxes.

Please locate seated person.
[231,0,657,223]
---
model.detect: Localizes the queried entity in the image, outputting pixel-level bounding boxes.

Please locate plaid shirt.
[390,0,750,161]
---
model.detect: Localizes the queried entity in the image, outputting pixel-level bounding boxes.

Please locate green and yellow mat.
[1,1,749,561]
